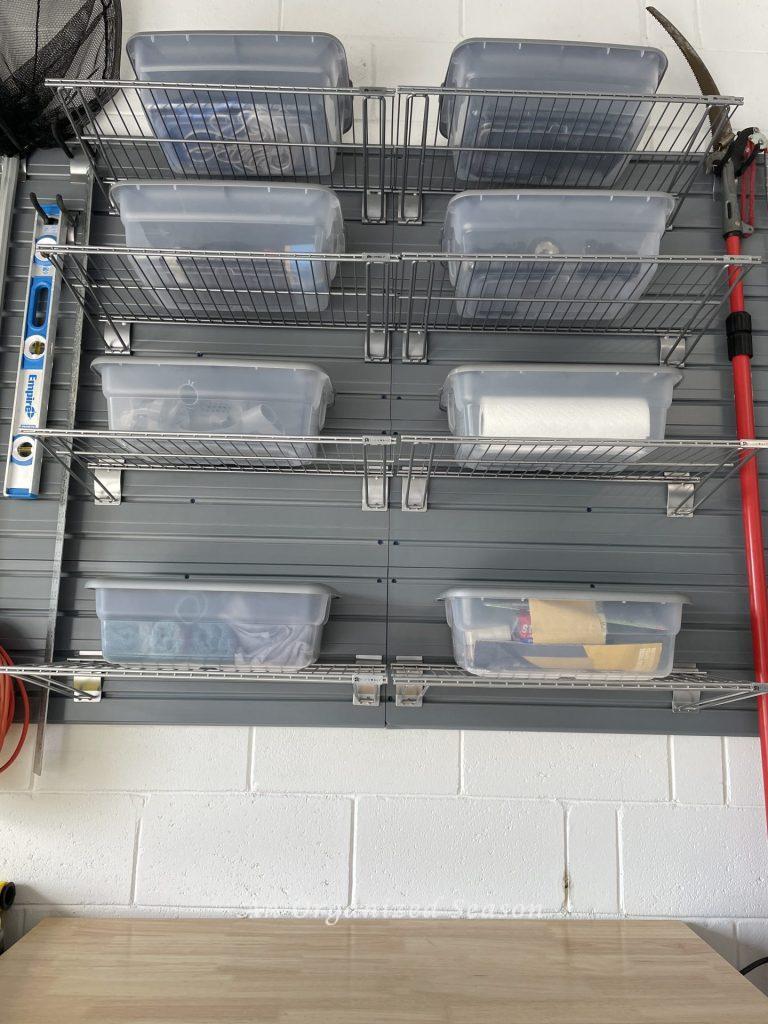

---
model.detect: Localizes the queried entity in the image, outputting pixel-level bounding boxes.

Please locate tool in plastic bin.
[4,195,69,499]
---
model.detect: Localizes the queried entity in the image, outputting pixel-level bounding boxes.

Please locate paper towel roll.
[479,395,651,439]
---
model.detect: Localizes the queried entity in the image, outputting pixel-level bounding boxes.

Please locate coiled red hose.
[0,646,30,773]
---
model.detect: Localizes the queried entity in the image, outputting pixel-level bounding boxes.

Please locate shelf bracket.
[362,474,388,511]
[399,328,428,363]
[365,327,390,362]
[402,475,429,511]
[672,688,700,713]
[666,478,695,518]
[93,467,122,505]
[660,333,686,366]
[353,655,383,706]
[362,189,386,225]
[73,672,102,703]
[398,191,422,225]
[394,656,427,707]
[103,322,131,353]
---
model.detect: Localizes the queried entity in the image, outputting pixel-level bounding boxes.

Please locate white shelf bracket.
[103,322,131,353]
[667,478,695,518]
[93,467,122,505]
[394,656,427,707]
[365,327,390,362]
[660,333,686,366]
[73,672,102,702]
[353,655,383,706]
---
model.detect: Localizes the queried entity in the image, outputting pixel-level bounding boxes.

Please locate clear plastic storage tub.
[441,363,681,462]
[87,579,335,670]
[92,357,334,456]
[439,39,667,185]
[127,31,352,177]
[442,190,674,323]
[440,587,686,679]
[111,181,345,313]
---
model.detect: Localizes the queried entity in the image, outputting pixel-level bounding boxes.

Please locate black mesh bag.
[0,0,121,157]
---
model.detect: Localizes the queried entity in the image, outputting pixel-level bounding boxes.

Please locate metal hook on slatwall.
[29,192,57,225]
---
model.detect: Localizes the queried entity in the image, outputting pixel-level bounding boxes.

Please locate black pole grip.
[727,310,753,359]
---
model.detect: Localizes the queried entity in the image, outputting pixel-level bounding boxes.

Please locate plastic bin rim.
[437,587,689,604]
[445,37,668,77]
[126,30,349,64]
[85,579,338,597]
[90,356,333,381]
[442,362,684,378]
[445,189,676,207]
[110,180,342,203]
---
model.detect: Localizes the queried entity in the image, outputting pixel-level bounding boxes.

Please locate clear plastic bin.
[440,587,686,679]
[111,181,345,313]
[441,363,681,463]
[87,579,335,670]
[442,190,674,323]
[92,356,333,457]
[439,39,667,185]
[127,31,352,177]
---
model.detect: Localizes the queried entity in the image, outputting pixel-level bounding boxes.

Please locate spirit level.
[4,197,69,499]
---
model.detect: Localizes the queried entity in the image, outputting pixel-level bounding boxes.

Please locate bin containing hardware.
[127,31,353,177]
[441,363,681,463]
[441,189,674,323]
[111,181,345,313]
[440,587,686,679]
[92,356,334,457]
[439,38,667,185]
[87,579,336,670]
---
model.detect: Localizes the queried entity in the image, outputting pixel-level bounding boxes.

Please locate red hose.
[725,232,768,825]
[0,647,29,774]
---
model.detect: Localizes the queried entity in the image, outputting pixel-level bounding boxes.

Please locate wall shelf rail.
[10,660,388,706]
[396,435,768,514]
[395,88,740,222]
[389,661,768,710]
[394,253,759,362]
[44,244,759,365]
[30,429,396,510]
[51,79,395,222]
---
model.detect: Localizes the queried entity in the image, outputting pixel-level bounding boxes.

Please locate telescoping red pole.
[720,138,768,825]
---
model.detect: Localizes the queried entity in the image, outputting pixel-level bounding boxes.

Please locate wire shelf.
[395,253,759,361]
[51,79,394,221]
[395,88,740,221]
[45,244,759,363]
[30,429,396,509]
[10,660,388,705]
[389,662,768,710]
[397,436,768,513]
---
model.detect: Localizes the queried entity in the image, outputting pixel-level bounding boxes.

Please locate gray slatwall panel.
[0,151,765,734]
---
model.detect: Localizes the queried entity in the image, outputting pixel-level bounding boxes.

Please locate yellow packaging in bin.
[585,643,662,674]
[439,587,688,679]
[528,599,606,645]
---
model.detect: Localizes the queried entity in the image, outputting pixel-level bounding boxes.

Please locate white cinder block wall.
[3,0,768,994]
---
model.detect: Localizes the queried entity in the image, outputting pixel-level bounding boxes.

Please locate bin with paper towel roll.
[441,190,674,324]
[440,587,686,679]
[92,356,333,459]
[88,579,336,671]
[441,363,681,464]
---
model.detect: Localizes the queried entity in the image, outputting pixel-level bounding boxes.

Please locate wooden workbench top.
[1,917,766,1023]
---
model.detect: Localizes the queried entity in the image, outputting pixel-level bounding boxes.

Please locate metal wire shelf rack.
[29,430,396,510]
[395,88,740,222]
[44,244,759,364]
[396,436,768,515]
[9,660,764,714]
[9,660,388,707]
[394,253,759,362]
[50,79,395,223]
[388,662,768,710]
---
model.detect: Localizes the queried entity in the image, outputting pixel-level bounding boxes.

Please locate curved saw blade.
[646,6,734,147]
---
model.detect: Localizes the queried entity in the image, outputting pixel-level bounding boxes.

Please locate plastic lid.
[438,587,689,604]
[442,362,683,378]
[446,188,676,205]
[111,179,341,202]
[446,37,668,78]
[85,579,337,597]
[91,356,332,378]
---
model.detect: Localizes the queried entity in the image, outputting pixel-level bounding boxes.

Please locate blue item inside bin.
[127,32,353,178]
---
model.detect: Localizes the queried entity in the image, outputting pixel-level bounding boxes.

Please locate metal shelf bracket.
[353,655,384,706]
[660,333,686,366]
[399,328,428,363]
[394,656,427,707]
[666,478,695,517]
[365,327,390,362]
[93,467,122,505]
